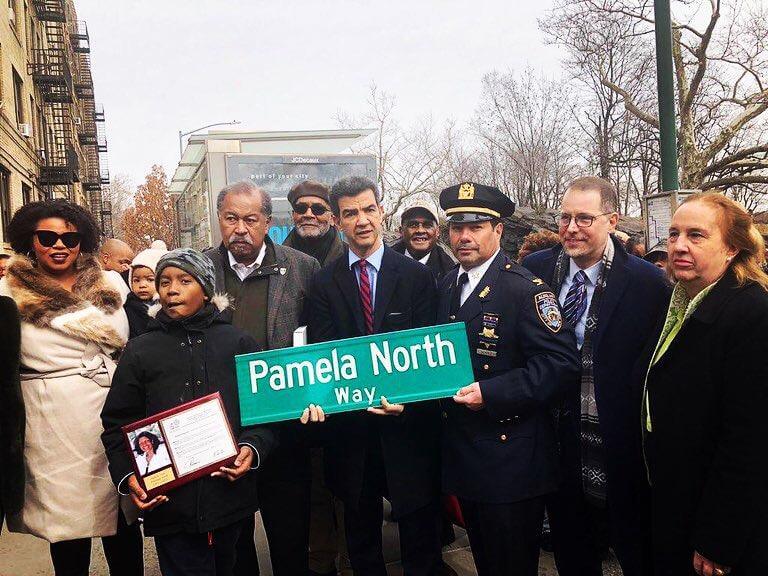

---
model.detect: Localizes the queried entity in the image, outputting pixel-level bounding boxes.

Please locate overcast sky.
[74,0,564,188]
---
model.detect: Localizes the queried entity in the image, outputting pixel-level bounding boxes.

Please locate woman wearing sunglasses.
[0,200,142,576]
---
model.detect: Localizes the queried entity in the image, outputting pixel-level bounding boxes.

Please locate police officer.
[438,182,580,576]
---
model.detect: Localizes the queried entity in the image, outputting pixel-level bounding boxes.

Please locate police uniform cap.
[439,182,515,223]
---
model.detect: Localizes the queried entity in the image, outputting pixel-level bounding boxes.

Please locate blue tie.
[563,270,588,326]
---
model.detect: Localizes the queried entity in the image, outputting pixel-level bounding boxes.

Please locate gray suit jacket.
[205,238,320,350]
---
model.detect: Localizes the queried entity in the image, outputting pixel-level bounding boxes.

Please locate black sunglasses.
[34,230,82,249]
[293,202,329,216]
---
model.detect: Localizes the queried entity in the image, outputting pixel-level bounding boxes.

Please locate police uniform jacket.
[439,251,580,504]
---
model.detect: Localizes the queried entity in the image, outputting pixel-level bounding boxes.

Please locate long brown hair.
[681,192,768,291]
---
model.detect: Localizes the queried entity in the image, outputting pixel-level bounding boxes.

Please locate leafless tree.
[473,68,583,211]
[543,0,768,199]
[337,84,462,228]
[101,173,134,239]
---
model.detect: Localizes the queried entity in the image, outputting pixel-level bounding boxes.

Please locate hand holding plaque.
[121,392,240,497]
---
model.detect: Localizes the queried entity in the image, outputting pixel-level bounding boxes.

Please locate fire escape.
[29,0,78,198]
[70,19,112,235]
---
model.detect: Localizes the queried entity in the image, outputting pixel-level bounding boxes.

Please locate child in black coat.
[124,240,167,339]
[102,248,276,576]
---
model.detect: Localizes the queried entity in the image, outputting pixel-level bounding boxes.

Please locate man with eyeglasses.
[204,181,321,576]
[283,180,345,267]
[522,176,670,576]
[391,198,455,281]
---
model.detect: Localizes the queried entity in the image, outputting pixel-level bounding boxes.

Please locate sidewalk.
[0,513,622,575]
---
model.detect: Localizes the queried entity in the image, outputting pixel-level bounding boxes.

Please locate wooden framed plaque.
[121,392,239,497]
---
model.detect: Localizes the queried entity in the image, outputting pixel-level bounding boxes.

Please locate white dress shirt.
[228,243,267,281]
[405,249,431,266]
[558,258,603,348]
[457,249,500,307]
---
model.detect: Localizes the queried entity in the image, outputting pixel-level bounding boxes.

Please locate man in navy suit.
[522,176,670,576]
[304,176,443,576]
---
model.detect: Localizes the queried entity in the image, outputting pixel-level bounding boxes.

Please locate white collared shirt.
[558,258,603,348]
[405,249,431,266]
[228,243,267,281]
[457,249,500,307]
[348,242,385,308]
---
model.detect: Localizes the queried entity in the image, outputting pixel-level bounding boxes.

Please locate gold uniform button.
[505,264,511,269]
[442,411,448,419]
[483,364,490,370]
[500,434,507,441]
[449,315,456,321]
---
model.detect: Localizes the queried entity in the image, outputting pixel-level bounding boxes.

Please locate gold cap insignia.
[458,183,475,200]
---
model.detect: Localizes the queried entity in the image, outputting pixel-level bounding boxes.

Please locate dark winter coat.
[123,292,153,339]
[101,297,278,536]
[390,239,456,281]
[0,295,24,529]
[643,270,768,574]
[307,246,441,518]
[523,238,670,572]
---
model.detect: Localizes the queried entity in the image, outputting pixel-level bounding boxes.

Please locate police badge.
[534,292,563,333]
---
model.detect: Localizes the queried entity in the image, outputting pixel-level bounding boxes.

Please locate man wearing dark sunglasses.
[283,180,344,266]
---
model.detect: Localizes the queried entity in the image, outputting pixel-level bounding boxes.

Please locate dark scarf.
[283,226,338,264]
[153,302,221,333]
[551,238,615,506]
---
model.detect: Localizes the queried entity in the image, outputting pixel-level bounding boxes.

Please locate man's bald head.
[100,238,135,273]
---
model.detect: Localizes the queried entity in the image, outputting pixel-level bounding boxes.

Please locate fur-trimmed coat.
[0,255,129,542]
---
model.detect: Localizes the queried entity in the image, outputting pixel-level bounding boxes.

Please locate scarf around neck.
[552,237,615,506]
[283,226,338,264]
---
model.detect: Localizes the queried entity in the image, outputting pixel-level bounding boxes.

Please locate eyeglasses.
[555,212,613,228]
[293,202,329,216]
[405,219,436,231]
[34,230,82,248]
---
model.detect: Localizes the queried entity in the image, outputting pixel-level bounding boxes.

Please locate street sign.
[236,323,474,425]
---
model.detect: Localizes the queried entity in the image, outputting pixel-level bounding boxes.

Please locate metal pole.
[178,130,183,158]
[653,0,680,191]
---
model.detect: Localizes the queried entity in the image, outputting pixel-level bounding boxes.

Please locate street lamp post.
[653,0,680,191]
[178,120,241,157]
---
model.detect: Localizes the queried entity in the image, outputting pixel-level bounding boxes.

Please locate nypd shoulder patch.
[534,291,563,333]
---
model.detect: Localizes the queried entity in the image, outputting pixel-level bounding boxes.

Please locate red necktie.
[357,260,374,334]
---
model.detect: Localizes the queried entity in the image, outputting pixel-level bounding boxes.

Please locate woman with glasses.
[0,200,142,576]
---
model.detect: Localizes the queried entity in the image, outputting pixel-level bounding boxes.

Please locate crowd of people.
[0,174,766,576]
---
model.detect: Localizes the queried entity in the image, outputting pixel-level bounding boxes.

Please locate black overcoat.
[0,295,24,528]
[643,270,768,574]
[101,303,277,536]
[523,238,670,573]
[307,246,441,518]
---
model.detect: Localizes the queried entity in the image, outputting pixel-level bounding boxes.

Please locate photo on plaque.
[129,424,172,477]
[121,393,240,496]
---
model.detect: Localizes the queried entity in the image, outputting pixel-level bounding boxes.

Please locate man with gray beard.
[204,181,320,576]
[283,180,345,266]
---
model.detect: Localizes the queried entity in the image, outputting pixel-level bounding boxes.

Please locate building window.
[0,167,11,236]
[8,0,18,33]
[13,67,24,124]
[22,182,31,204]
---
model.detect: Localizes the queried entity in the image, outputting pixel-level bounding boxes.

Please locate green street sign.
[236,323,474,425]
